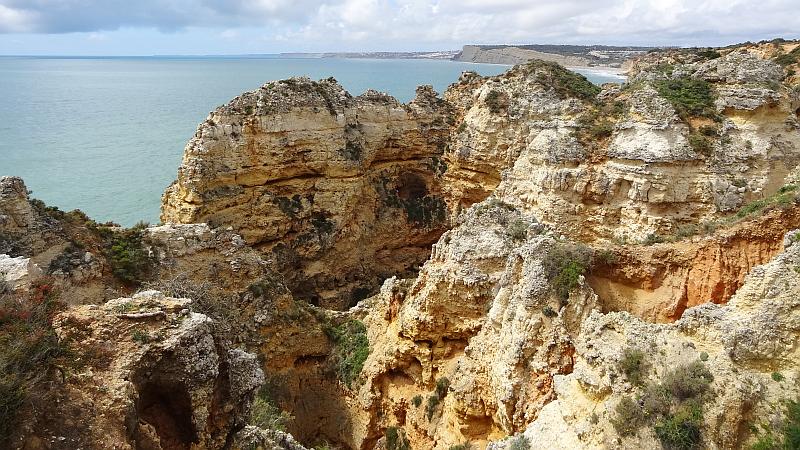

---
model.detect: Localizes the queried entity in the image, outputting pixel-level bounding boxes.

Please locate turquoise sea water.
[0,57,623,226]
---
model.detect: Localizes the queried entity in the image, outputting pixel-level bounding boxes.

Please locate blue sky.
[1,0,798,55]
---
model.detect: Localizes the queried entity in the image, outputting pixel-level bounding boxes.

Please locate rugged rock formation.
[4,40,800,450]
[490,231,800,449]
[444,46,800,244]
[9,291,265,450]
[161,78,453,309]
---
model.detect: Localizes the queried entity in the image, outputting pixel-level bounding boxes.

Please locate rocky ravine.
[1,39,800,450]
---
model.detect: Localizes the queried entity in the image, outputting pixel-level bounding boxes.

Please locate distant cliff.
[453,44,652,68]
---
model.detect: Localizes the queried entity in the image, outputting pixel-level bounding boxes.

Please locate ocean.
[0,56,624,226]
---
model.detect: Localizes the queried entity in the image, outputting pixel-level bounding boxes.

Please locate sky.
[0,0,798,55]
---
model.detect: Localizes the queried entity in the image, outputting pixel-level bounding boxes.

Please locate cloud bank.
[0,0,798,48]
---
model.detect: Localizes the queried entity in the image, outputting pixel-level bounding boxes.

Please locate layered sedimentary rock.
[161,78,453,309]
[12,291,265,450]
[490,231,800,449]
[444,47,800,243]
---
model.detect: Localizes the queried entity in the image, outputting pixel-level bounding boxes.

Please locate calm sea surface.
[0,57,623,226]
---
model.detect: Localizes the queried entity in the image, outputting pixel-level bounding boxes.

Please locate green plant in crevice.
[542,243,592,303]
[251,386,293,431]
[107,222,154,285]
[385,426,411,450]
[324,319,370,387]
[611,359,714,449]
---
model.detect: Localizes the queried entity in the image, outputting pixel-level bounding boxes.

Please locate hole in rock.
[397,172,428,200]
[135,382,198,450]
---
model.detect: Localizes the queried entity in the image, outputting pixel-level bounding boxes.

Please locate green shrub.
[772,372,785,382]
[412,394,423,407]
[251,386,293,431]
[662,361,713,401]
[485,90,508,114]
[506,218,529,241]
[619,348,647,386]
[131,329,151,344]
[385,426,410,450]
[542,243,592,302]
[654,403,704,450]
[688,132,713,156]
[736,185,799,219]
[527,60,601,100]
[324,320,370,387]
[773,47,800,67]
[750,397,800,450]
[426,394,440,420]
[436,377,450,398]
[612,360,714,445]
[542,306,557,318]
[509,435,531,450]
[654,77,718,120]
[699,352,709,362]
[643,233,665,245]
[108,223,154,285]
[612,396,645,436]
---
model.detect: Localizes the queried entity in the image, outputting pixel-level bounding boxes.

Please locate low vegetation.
[484,89,508,114]
[324,320,369,387]
[107,222,154,285]
[542,242,592,303]
[618,347,648,386]
[750,397,800,450]
[612,358,714,450]
[654,77,718,121]
[526,59,601,101]
[509,435,531,450]
[426,377,450,420]
[736,185,799,219]
[0,280,68,444]
[251,385,293,431]
[773,46,800,67]
[385,426,411,450]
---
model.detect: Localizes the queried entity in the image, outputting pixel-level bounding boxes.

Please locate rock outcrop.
[161,78,453,309]
[444,48,800,243]
[10,291,265,450]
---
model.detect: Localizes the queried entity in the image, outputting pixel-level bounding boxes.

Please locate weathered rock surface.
[490,230,800,449]
[161,78,453,309]
[444,47,800,243]
[11,291,264,450]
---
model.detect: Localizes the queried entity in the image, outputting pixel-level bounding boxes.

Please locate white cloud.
[0,4,36,32]
[0,0,798,47]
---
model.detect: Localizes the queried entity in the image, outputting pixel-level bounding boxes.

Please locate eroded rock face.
[161,78,453,309]
[13,291,264,450]
[490,231,800,450]
[443,49,800,243]
[331,198,600,449]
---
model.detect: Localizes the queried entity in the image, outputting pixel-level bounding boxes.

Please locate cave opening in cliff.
[135,382,198,450]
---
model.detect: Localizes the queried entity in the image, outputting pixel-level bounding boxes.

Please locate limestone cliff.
[3,39,800,450]
[161,78,453,309]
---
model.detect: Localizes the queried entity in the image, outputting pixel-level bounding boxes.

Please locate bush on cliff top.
[107,221,154,285]
[526,59,601,101]
[654,77,718,121]
[612,358,714,450]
